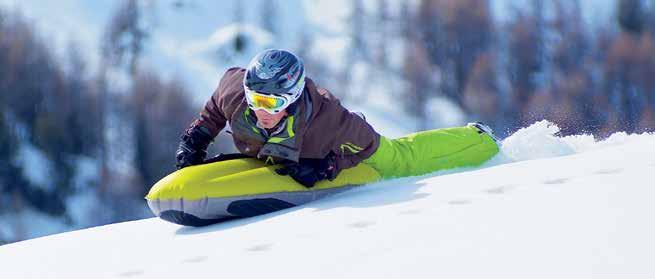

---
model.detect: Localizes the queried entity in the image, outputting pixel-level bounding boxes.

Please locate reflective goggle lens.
[246,90,287,111]
[252,94,284,109]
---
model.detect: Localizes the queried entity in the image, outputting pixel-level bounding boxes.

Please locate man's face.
[254,109,287,129]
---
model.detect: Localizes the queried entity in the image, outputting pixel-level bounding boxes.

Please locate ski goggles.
[245,89,291,114]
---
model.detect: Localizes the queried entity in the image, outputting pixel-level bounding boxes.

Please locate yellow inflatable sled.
[146,158,381,226]
[147,125,500,226]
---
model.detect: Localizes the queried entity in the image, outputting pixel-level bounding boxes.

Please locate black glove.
[275,153,338,188]
[203,153,251,164]
[175,126,213,170]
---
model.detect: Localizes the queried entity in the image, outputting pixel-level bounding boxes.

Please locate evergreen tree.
[618,0,645,34]
[102,0,148,76]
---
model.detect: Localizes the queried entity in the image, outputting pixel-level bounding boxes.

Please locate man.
[176,49,499,187]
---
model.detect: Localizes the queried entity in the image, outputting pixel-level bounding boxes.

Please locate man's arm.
[277,89,380,187]
[330,109,380,173]
[176,69,237,169]
[190,71,234,138]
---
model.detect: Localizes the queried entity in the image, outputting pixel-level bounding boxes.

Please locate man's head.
[243,49,305,128]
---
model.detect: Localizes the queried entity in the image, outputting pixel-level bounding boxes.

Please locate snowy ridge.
[1,121,654,279]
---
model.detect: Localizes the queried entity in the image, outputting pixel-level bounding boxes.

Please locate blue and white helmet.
[243,49,305,112]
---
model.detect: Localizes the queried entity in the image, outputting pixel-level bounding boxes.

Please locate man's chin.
[258,121,274,129]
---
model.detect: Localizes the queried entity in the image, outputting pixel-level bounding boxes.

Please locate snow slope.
[1,121,654,279]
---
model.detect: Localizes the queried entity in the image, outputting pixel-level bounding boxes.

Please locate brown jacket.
[190,67,381,173]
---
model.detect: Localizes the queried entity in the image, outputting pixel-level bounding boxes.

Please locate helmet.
[243,49,305,114]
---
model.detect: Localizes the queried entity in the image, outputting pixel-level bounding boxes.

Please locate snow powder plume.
[494,120,591,163]
[489,120,653,166]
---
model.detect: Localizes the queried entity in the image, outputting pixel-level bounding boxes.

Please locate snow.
[492,0,613,27]
[2,121,654,279]
[14,143,54,191]
[425,97,467,128]
[0,155,101,243]
[71,156,100,191]
[308,35,349,71]
[0,1,648,276]
[183,23,274,58]
[0,208,70,242]
[0,0,105,66]
[0,0,616,106]
[65,189,101,227]
[496,120,585,161]
[302,0,350,35]
[65,156,103,228]
[161,23,275,104]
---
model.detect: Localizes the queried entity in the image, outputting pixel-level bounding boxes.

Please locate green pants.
[363,126,500,179]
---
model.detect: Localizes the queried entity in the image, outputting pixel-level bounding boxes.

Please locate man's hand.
[203,153,251,164]
[275,153,338,188]
[175,126,213,170]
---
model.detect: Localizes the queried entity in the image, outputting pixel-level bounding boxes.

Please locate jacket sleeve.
[320,95,380,174]
[189,69,240,138]
[191,89,226,138]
